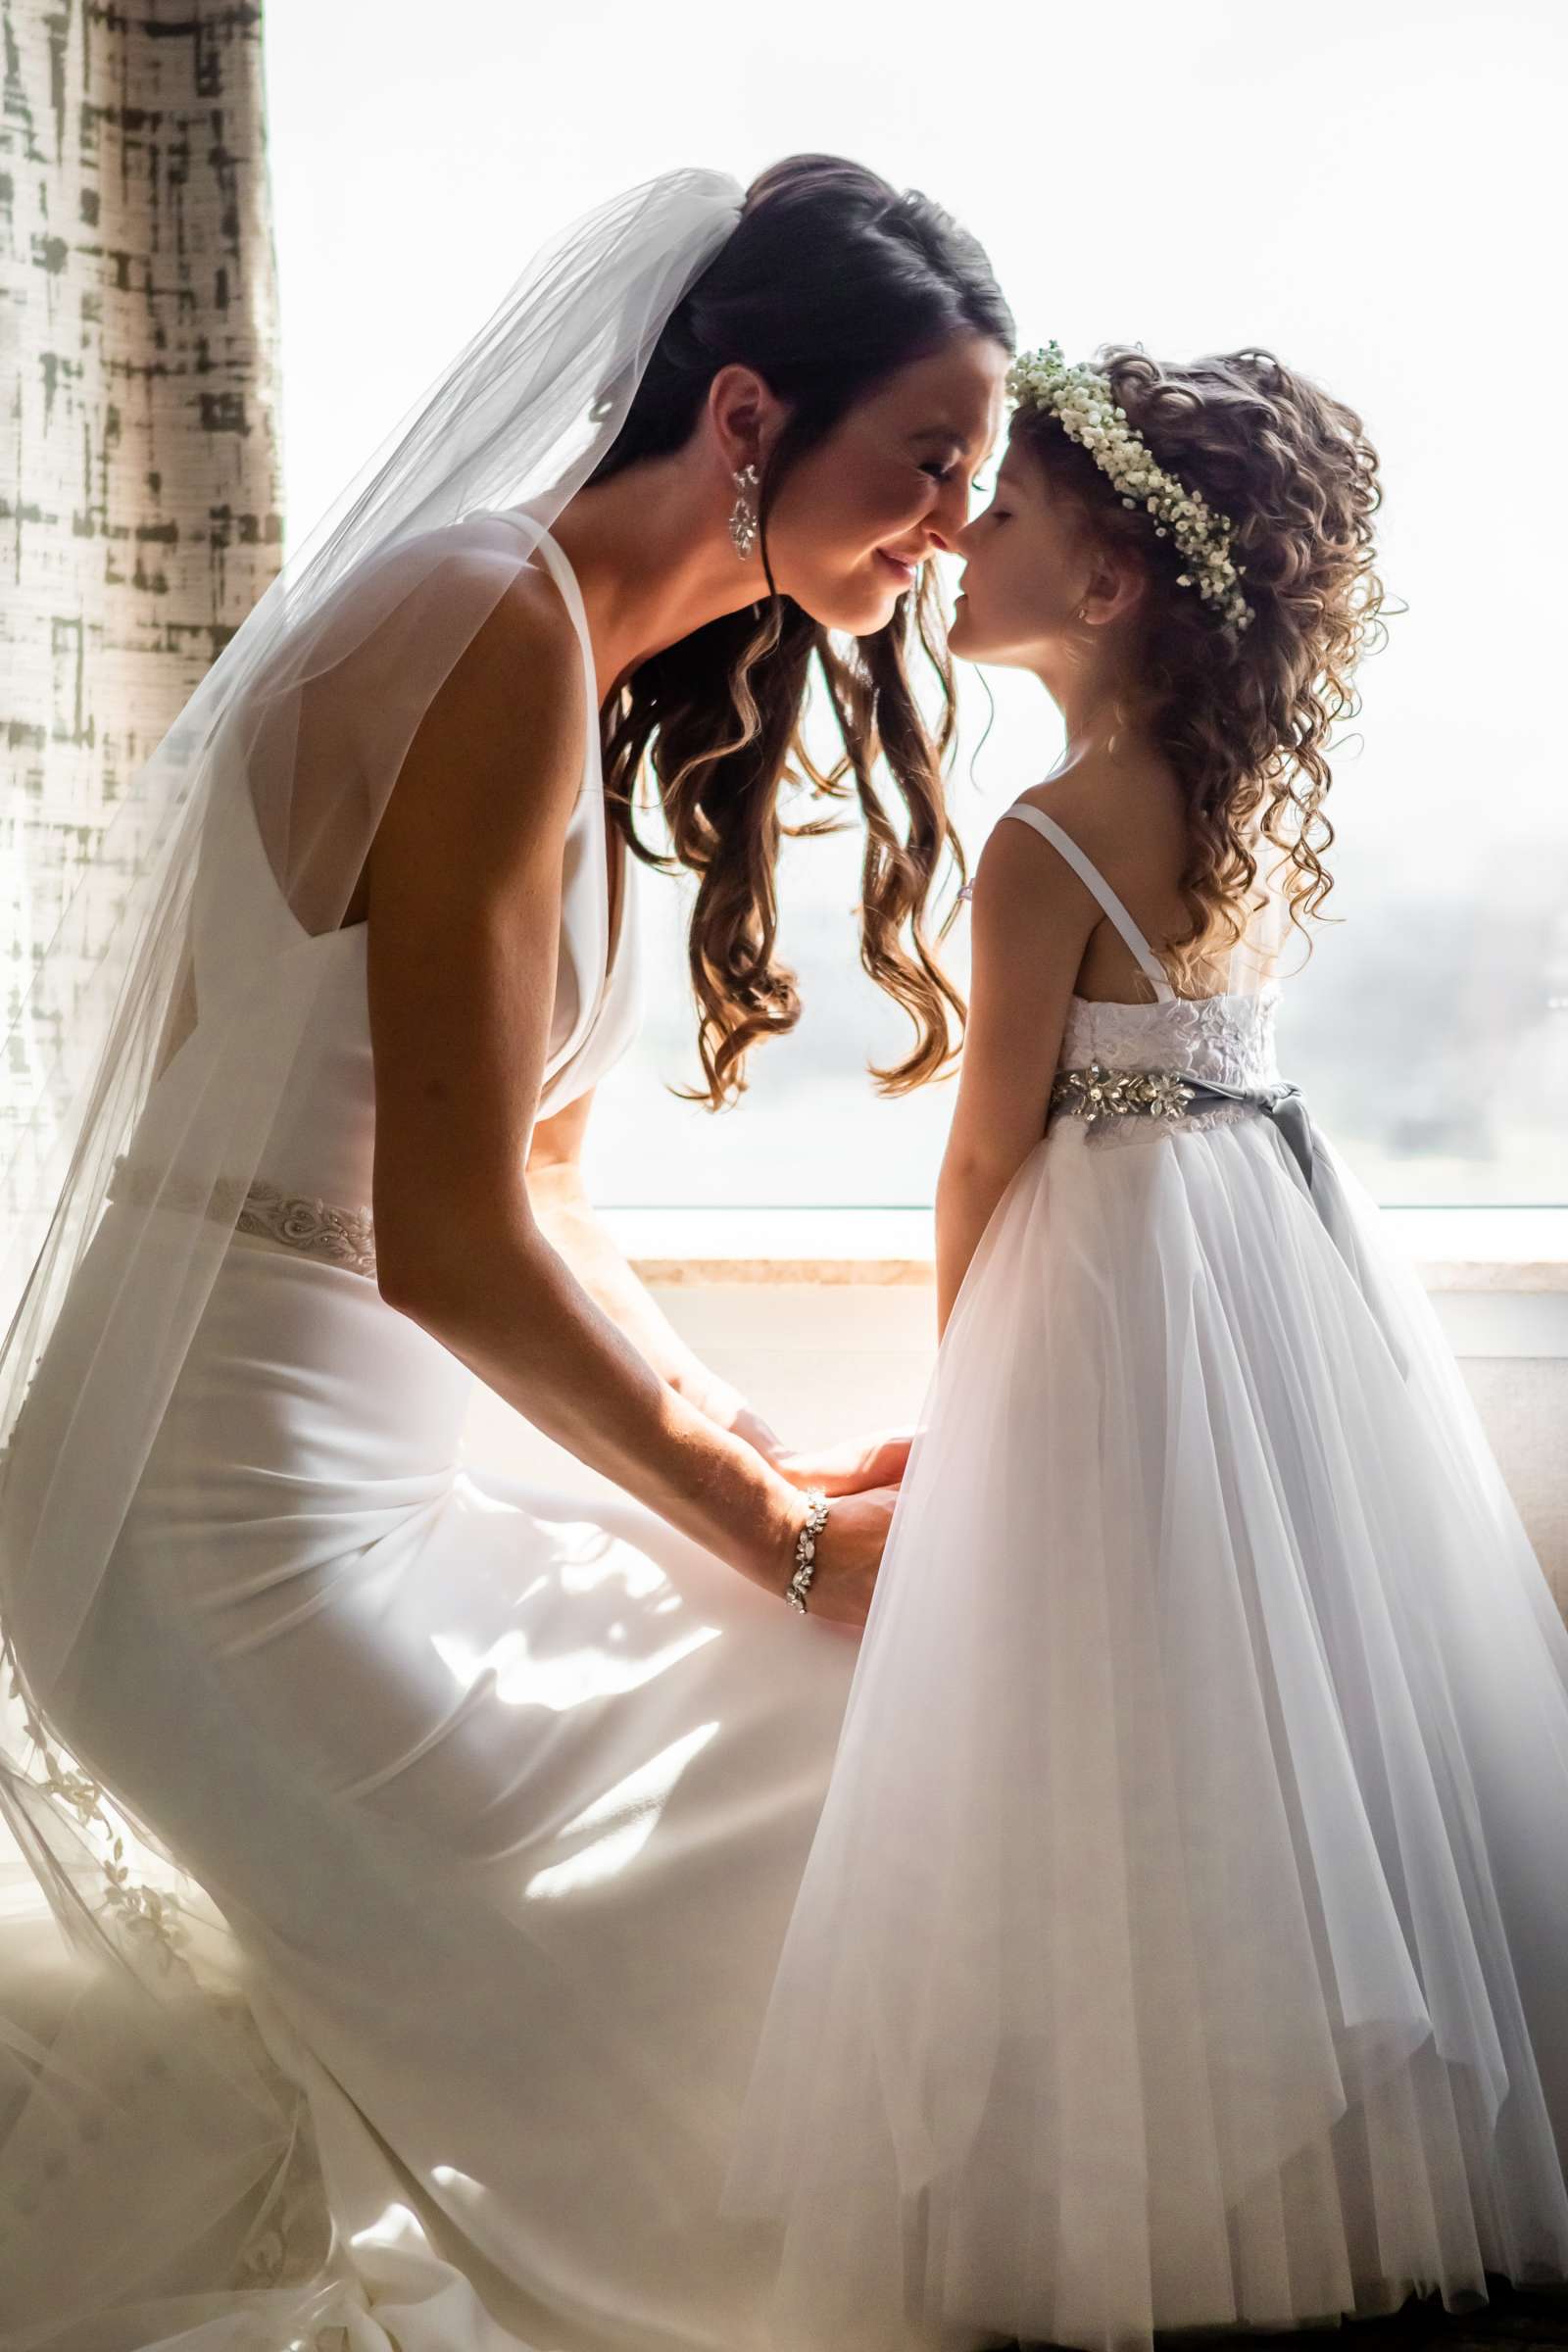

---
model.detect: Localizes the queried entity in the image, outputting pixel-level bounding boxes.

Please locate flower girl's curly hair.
[1013,347,1387,973]
[588,154,1012,1108]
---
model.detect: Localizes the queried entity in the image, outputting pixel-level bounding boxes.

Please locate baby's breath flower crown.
[1007,343,1254,632]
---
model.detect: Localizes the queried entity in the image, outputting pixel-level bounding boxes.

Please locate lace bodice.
[987,800,1284,1094]
[1059,979,1282,1091]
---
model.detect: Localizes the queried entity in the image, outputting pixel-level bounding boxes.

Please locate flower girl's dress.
[724,802,1568,2352]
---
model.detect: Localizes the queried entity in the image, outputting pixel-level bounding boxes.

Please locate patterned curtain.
[0,0,283,1120]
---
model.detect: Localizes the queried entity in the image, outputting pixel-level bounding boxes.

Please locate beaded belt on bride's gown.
[106,1155,378,1278]
[105,1079,1404,1375]
[103,1066,1313,1290]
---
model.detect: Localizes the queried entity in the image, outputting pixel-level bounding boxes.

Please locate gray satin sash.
[1181,1076,1317,1190]
[1166,1075,1409,1378]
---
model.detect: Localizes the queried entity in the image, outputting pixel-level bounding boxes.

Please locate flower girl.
[722,344,1568,2352]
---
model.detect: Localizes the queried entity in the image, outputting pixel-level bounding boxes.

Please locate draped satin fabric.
[1,521,868,2352]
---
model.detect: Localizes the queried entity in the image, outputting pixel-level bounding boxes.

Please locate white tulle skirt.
[722,1111,1568,2352]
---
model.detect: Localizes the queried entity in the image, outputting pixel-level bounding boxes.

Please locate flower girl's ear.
[1076,547,1147,631]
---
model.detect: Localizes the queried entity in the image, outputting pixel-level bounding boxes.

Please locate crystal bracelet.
[785,1490,829,1613]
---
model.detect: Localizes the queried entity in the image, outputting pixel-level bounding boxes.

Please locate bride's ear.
[707,364,788,477]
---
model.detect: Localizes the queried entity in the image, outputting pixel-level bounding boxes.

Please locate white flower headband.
[1006,343,1254,633]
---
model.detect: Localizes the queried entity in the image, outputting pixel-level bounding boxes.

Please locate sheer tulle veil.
[0,168,742,2345]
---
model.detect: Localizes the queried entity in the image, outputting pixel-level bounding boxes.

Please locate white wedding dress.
[4,527,862,2351]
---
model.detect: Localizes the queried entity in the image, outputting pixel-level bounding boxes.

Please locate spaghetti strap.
[999,802,1175,1002]
[504,514,602,793]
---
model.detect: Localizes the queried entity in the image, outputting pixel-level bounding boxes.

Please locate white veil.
[0,166,742,2348]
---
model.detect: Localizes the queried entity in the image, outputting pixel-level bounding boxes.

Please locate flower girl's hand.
[789,1486,901,1630]
[771,1429,915,1496]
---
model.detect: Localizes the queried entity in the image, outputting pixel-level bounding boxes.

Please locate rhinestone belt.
[1051,1063,1203,1126]
[1050,1061,1316,1193]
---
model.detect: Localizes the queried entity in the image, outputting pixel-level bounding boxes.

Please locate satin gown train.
[3,523,863,2352]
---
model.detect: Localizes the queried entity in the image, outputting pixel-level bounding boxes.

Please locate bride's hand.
[788,1486,901,1629]
[770,1429,915,1497]
[695,1384,913,1495]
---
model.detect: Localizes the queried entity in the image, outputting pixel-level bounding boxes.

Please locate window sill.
[466,1203,1567,1590]
[602,1205,1568,1296]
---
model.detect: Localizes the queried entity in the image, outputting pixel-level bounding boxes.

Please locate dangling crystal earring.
[729,463,760,561]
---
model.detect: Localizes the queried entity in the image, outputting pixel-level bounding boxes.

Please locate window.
[268,0,1567,1211]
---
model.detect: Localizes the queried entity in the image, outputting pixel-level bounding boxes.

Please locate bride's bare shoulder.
[443,541,585,708]
[488,549,584,657]
[410,547,586,774]
[317,525,589,760]
[358,548,591,946]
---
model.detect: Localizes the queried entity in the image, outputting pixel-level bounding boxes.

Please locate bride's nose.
[922,468,978,558]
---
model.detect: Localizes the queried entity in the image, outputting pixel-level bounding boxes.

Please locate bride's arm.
[524,1107,911,1491]
[362,566,887,1620]
[523,1089,781,1449]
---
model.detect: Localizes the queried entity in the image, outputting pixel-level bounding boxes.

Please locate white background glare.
[265,0,1566,1206]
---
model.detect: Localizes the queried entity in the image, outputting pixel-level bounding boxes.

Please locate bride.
[0,159,1010,2348]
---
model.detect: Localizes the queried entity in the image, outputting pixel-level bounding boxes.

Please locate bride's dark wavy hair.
[1013,347,1386,978]
[585,154,1012,1108]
